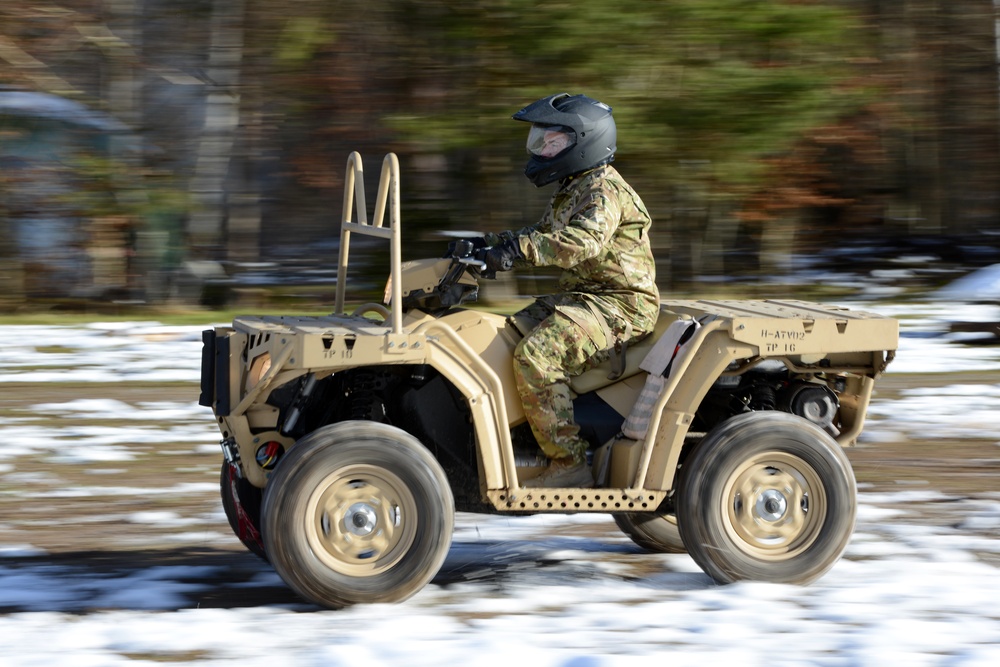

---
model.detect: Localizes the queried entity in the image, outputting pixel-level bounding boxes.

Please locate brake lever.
[469,247,497,279]
[458,257,487,271]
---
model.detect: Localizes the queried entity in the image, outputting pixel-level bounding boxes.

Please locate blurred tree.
[379,0,873,283]
[725,0,1000,281]
[0,0,187,300]
[2,0,999,304]
[863,0,1000,236]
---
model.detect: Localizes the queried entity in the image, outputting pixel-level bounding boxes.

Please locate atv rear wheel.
[677,411,856,585]
[613,512,685,553]
[261,421,454,608]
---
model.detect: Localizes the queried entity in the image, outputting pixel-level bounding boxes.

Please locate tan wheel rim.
[305,464,418,576]
[722,450,826,560]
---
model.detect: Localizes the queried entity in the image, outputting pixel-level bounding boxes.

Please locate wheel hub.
[756,488,788,521]
[724,451,826,560]
[305,465,417,576]
[345,502,379,536]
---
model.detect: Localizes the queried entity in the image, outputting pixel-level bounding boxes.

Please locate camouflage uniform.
[486,165,659,463]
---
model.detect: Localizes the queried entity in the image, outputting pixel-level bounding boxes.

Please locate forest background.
[2,0,999,308]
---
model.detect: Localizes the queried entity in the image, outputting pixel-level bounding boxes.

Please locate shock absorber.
[749,383,777,411]
[280,373,318,435]
[347,371,387,421]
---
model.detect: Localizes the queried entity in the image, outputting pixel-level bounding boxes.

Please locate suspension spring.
[347,371,385,421]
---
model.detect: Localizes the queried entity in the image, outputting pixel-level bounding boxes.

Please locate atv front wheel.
[677,411,856,585]
[261,421,454,608]
[613,512,685,553]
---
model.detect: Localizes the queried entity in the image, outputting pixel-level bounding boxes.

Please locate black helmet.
[513,93,617,187]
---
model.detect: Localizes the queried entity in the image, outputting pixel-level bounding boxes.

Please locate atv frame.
[201,152,899,608]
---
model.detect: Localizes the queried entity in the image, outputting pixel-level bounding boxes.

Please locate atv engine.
[694,361,841,437]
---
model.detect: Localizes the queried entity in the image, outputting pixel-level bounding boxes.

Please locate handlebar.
[446,240,493,278]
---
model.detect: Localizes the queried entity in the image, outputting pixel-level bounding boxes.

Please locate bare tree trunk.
[900,0,945,234]
[187,0,251,259]
[934,0,1000,234]
[995,0,1000,124]
[103,0,142,297]
[227,102,263,265]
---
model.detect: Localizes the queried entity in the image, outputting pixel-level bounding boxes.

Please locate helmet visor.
[526,124,576,158]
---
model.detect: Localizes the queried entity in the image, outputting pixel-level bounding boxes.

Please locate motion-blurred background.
[2,0,999,309]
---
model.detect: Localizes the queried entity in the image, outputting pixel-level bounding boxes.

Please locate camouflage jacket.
[487,165,660,338]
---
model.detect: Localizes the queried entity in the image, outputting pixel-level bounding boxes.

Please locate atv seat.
[569,307,681,395]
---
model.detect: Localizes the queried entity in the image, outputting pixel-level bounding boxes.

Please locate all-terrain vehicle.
[200,153,899,609]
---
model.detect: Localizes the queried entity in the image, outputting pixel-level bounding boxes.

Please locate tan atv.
[200,152,899,609]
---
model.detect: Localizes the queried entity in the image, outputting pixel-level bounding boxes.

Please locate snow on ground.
[0,304,999,666]
[0,321,207,383]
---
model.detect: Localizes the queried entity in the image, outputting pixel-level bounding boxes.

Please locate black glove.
[484,238,524,273]
[446,236,488,258]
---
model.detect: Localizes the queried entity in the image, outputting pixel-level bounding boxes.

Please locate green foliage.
[386,0,868,193]
[276,16,335,64]
[58,152,190,224]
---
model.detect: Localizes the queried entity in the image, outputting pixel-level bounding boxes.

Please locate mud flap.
[224,461,265,556]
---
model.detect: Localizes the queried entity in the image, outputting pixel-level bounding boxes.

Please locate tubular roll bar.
[334,152,404,334]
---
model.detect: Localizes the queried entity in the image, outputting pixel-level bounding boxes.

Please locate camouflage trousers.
[512,298,618,464]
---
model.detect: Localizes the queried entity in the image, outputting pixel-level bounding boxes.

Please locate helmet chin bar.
[524,154,615,187]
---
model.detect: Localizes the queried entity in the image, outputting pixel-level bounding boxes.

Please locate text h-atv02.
[200,152,899,609]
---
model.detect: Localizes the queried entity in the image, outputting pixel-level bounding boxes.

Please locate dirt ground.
[849,371,1000,498]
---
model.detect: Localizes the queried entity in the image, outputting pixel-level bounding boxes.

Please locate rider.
[473,93,660,488]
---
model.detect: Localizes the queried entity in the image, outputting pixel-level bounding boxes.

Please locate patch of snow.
[0,308,998,665]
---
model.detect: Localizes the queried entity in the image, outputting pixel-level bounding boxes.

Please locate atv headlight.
[246,352,272,391]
